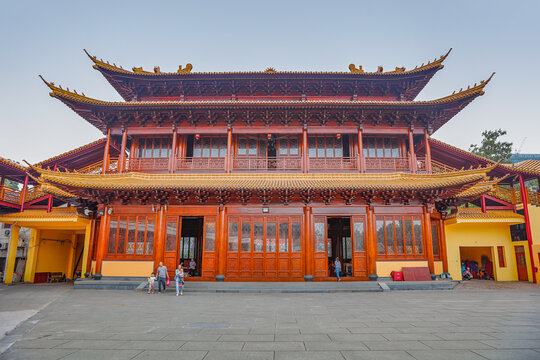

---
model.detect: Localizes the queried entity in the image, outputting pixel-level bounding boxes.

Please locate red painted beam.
[519,174,537,284]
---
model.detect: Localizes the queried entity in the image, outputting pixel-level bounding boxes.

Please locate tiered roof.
[85,49,453,102]
[40,74,492,134]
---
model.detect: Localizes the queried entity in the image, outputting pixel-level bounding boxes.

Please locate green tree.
[469,129,513,163]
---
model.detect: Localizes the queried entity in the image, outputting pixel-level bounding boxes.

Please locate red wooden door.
[226,217,239,278]
[352,216,367,278]
[290,218,303,278]
[252,218,264,278]
[164,216,181,277]
[264,217,277,278]
[515,246,528,281]
[239,217,253,278]
[201,216,217,279]
[277,217,290,278]
[313,216,328,278]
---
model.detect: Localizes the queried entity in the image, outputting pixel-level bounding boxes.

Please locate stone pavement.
[1,282,540,359]
[0,284,71,354]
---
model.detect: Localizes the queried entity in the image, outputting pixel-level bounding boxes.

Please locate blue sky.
[1,0,539,163]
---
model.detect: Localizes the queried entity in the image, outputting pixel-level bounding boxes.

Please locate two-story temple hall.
[1,49,538,284]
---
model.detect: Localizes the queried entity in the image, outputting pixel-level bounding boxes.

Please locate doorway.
[327,217,353,277]
[514,246,528,281]
[180,217,204,277]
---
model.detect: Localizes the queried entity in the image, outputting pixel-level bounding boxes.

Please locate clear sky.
[1,0,539,164]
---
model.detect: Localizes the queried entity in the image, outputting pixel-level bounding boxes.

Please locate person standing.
[175,264,184,296]
[156,262,169,293]
[334,257,341,282]
[189,258,196,276]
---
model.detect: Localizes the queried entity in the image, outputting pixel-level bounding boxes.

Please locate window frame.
[362,137,403,159]
[375,215,425,260]
[106,214,155,259]
[136,137,172,159]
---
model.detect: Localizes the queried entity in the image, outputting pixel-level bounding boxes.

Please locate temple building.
[1,50,539,284]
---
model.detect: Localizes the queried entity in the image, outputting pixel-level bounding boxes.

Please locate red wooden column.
[118,129,128,173]
[481,194,487,213]
[216,206,227,281]
[519,174,537,283]
[357,128,365,173]
[303,206,313,281]
[408,128,417,174]
[424,130,432,173]
[226,127,232,173]
[46,164,58,213]
[154,206,166,267]
[169,128,178,173]
[19,174,29,213]
[366,206,377,279]
[94,206,110,276]
[439,218,449,272]
[423,207,435,275]
[302,127,308,173]
[102,129,111,174]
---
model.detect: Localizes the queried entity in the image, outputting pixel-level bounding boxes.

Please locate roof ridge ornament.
[348,64,364,73]
[264,67,277,73]
[177,64,193,73]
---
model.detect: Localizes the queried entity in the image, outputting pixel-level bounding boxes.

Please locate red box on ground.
[391,271,403,281]
[402,267,431,281]
[34,272,48,283]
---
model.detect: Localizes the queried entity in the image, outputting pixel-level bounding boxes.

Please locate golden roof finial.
[132,66,152,74]
[177,64,193,73]
[264,67,277,73]
[349,64,364,73]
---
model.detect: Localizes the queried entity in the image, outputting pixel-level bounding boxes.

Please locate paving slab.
[61,349,143,360]
[131,350,207,359]
[275,351,345,360]
[472,349,540,360]
[342,350,416,359]
[204,351,274,360]
[407,349,486,360]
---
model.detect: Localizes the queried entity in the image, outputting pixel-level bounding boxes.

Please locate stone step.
[74,279,456,292]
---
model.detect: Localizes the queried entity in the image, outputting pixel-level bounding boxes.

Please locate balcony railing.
[176,157,226,171]
[128,157,170,172]
[309,157,358,171]
[365,157,410,173]
[0,185,21,204]
[233,156,302,171]
[431,159,458,173]
[77,158,119,174]
[490,185,540,206]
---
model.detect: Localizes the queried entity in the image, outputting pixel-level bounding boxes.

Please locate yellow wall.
[526,204,540,281]
[434,261,443,275]
[376,261,428,277]
[527,204,540,246]
[101,260,154,277]
[35,230,76,276]
[444,222,532,281]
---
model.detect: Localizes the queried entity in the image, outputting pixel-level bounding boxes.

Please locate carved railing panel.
[127,158,169,172]
[309,157,358,171]
[177,157,226,171]
[365,157,410,173]
[233,156,301,171]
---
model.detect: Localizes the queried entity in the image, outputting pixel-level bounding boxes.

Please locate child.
[462,267,472,280]
[148,273,156,294]
[334,257,341,282]
[175,264,184,296]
